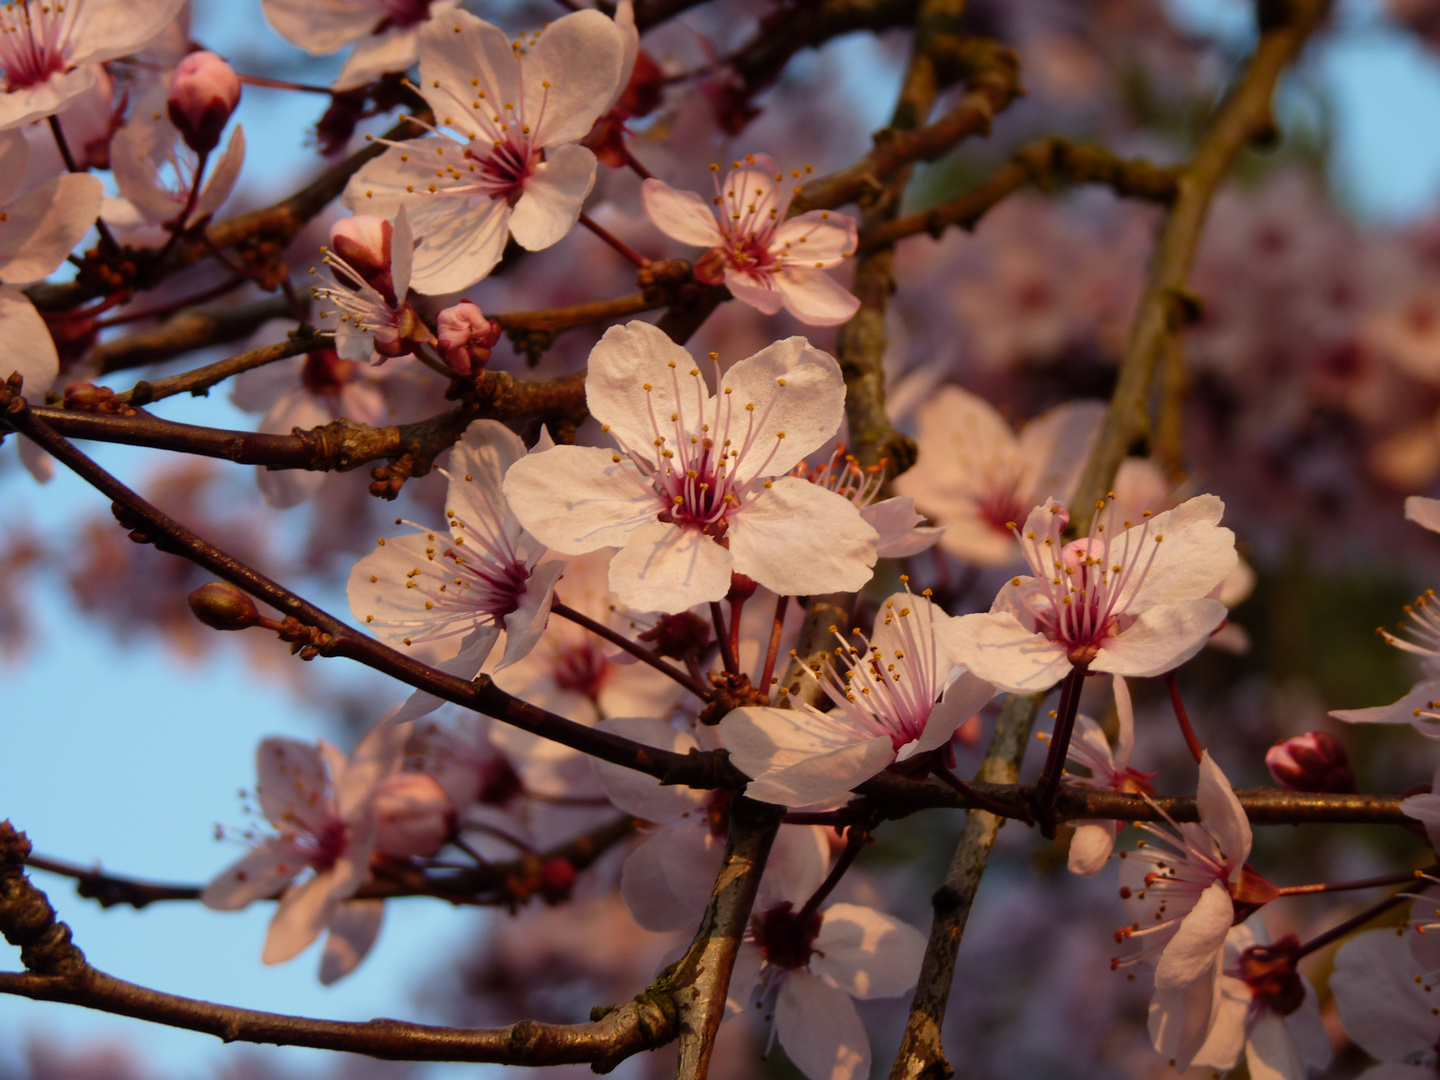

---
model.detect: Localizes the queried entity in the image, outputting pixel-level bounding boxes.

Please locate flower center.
[306,818,349,873]
[377,0,433,31]
[753,901,821,971]
[1237,936,1305,1016]
[463,132,540,206]
[551,640,609,697]
[0,1,74,91]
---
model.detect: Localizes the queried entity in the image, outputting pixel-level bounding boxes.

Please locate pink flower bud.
[167,52,241,154]
[374,773,454,858]
[1265,731,1355,793]
[329,215,395,301]
[436,301,502,376]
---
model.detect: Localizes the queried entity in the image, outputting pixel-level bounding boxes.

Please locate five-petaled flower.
[719,588,995,807]
[503,320,878,614]
[952,494,1238,693]
[201,724,408,984]
[641,153,860,325]
[348,419,565,724]
[343,7,626,294]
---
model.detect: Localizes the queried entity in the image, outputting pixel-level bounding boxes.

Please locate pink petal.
[1066,822,1118,876]
[772,268,860,326]
[811,902,925,999]
[641,178,723,247]
[723,268,785,314]
[1331,679,1440,737]
[318,899,384,984]
[1196,751,1251,876]
[1090,598,1228,679]
[522,9,626,147]
[590,716,703,821]
[1332,930,1440,1063]
[727,479,877,597]
[721,337,848,481]
[609,519,733,613]
[770,210,857,266]
[509,143,598,252]
[0,173,103,285]
[1407,495,1440,535]
[503,444,657,554]
[201,842,303,910]
[775,973,870,1080]
[950,611,1071,694]
[1154,881,1232,991]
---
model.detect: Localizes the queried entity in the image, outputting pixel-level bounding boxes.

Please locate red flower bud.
[1265,731,1356,793]
[329,215,396,303]
[436,301,502,376]
[374,773,454,858]
[168,51,241,154]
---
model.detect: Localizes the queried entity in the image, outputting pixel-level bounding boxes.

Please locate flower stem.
[1276,867,1436,897]
[156,148,211,268]
[759,594,789,697]
[237,73,335,95]
[795,826,869,925]
[623,146,654,181]
[48,115,119,253]
[710,601,739,675]
[553,601,712,700]
[1164,669,1203,764]
[1036,665,1086,811]
[579,212,650,268]
[1293,882,1421,960]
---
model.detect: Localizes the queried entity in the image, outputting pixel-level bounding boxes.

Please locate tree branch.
[94,295,302,375]
[886,692,1041,1080]
[1068,0,1330,522]
[115,327,327,408]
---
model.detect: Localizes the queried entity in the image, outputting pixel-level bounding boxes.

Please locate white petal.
[608,519,734,613]
[523,9,626,148]
[0,129,28,205]
[771,210,857,266]
[1286,978,1334,1071]
[1407,495,1440,535]
[417,12,520,139]
[0,173,102,284]
[811,903,925,999]
[1333,930,1440,1063]
[262,0,372,52]
[727,479,877,597]
[722,338,847,481]
[759,825,831,909]
[1149,970,1223,1072]
[503,444,657,553]
[409,193,511,295]
[775,973,870,1080]
[641,178,723,247]
[861,496,944,559]
[1189,975,1251,1072]
[0,67,97,133]
[724,268,786,315]
[720,705,893,807]
[620,829,703,931]
[949,610,1070,693]
[509,143,597,252]
[200,843,301,910]
[1112,494,1238,613]
[590,716,703,821]
[337,721,408,822]
[1331,679,1440,737]
[263,869,349,966]
[1245,1011,1305,1080]
[773,268,860,326]
[318,899,384,984]
[388,631,499,725]
[1196,750,1251,874]
[70,0,187,65]
[1154,882,1232,991]
[332,26,423,92]
[498,559,564,670]
[191,125,246,224]
[0,287,57,403]
[909,671,996,755]
[1066,822,1117,876]
[1090,598,1228,679]
[584,320,706,457]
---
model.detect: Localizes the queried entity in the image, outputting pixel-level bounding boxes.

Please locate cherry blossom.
[1047,675,1155,875]
[0,0,185,131]
[893,386,1105,566]
[312,210,434,365]
[641,154,859,325]
[343,8,626,294]
[0,127,102,402]
[348,419,565,724]
[201,723,408,983]
[1116,752,1272,1072]
[1187,921,1331,1080]
[793,445,943,558]
[589,714,829,931]
[262,0,459,92]
[107,83,245,233]
[1332,497,1440,736]
[435,299,501,375]
[166,51,240,154]
[1331,929,1440,1078]
[951,494,1237,693]
[720,589,995,807]
[503,321,878,613]
[727,883,926,1080]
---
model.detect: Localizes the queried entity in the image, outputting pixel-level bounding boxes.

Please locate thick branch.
[887,693,1040,1080]
[1069,0,1330,520]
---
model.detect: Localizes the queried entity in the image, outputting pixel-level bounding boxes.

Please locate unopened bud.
[189,582,260,630]
[374,773,454,857]
[726,572,758,603]
[436,301,502,376]
[1265,732,1355,793]
[329,215,395,302]
[539,856,577,899]
[168,51,241,154]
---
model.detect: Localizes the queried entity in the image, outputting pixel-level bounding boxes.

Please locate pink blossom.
[343,8,626,294]
[1264,732,1355,793]
[720,589,995,807]
[0,128,102,403]
[201,724,408,983]
[793,445,943,558]
[167,51,240,154]
[641,154,859,326]
[373,772,454,857]
[263,0,458,93]
[436,300,502,376]
[893,386,1105,567]
[1331,929,1440,1076]
[0,0,185,131]
[1116,753,1270,1072]
[952,494,1237,693]
[313,209,433,365]
[503,321,878,613]
[349,420,565,725]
